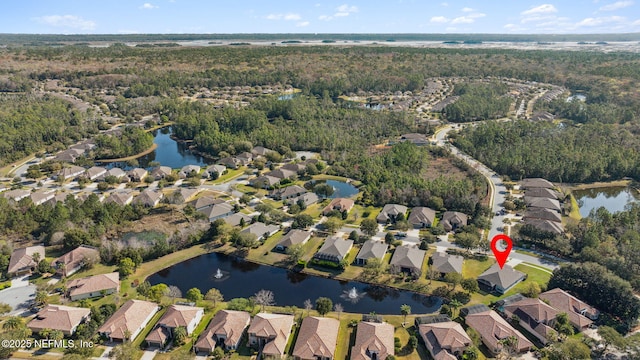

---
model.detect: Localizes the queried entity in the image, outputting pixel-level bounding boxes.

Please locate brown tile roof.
[28,305,91,335]
[67,272,119,299]
[323,198,355,214]
[503,298,558,341]
[156,304,203,331]
[195,310,251,351]
[418,321,471,360]
[465,310,532,354]
[52,245,99,276]
[145,326,169,345]
[8,245,45,274]
[98,300,159,341]
[350,321,395,360]
[293,317,340,360]
[539,288,597,328]
[248,313,295,357]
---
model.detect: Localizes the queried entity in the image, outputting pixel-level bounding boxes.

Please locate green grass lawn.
[302,202,326,219]
[246,231,285,264]
[211,167,246,184]
[462,258,495,279]
[346,204,381,225]
[567,193,582,222]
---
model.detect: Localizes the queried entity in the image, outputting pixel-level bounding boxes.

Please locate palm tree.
[173,326,187,346]
[49,330,63,341]
[400,304,411,326]
[35,290,49,307]
[3,316,23,330]
[449,299,462,319]
[39,328,51,339]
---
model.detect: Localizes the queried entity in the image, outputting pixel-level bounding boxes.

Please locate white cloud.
[319,4,358,20]
[430,16,450,23]
[440,2,449,6]
[467,12,486,19]
[140,3,158,9]
[266,13,302,21]
[576,15,625,26]
[599,0,634,11]
[296,21,310,27]
[634,19,640,25]
[521,4,558,15]
[451,16,475,24]
[461,7,474,12]
[35,15,96,30]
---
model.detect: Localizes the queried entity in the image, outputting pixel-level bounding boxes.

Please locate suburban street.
[433,123,561,271]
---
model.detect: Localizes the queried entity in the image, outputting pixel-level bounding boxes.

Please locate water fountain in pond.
[341,287,365,303]
[211,268,229,282]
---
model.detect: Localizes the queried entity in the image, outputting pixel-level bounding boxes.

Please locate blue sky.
[1,1,639,34]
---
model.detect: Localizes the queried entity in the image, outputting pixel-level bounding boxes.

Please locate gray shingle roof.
[431,252,463,274]
[356,240,388,262]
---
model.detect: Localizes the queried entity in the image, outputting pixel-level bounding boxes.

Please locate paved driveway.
[0,276,37,315]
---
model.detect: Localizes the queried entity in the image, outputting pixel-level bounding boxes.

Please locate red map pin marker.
[491,234,513,269]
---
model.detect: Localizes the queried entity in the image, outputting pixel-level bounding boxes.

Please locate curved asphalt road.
[433,123,561,271]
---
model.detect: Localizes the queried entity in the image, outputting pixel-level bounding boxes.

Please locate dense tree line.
[452,120,640,183]
[0,94,95,165]
[444,82,511,122]
[548,262,640,332]
[93,126,154,159]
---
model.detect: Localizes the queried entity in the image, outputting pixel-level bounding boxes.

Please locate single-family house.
[241,222,280,241]
[376,204,408,224]
[247,313,295,358]
[98,300,160,342]
[252,146,274,157]
[355,240,388,265]
[441,211,468,232]
[286,193,320,208]
[314,236,354,263]
[350,321,394,360]
[523,208,562,223]
[188,195,222,210]
[133,189,164,207]
[28,305,91,337]
[179,165,201,178]
[150,166,172,180]
[236,152,253,165]
[7,245,45,276]
[198,202,235,222]
[85,166,107,181]
[400,133,429,145]
[266,168,297,181]
[408,207,436,228]
[56,165,86,180]
[194,310,251,353]
[30,190,55,206]
[145,304,204,348]
[51,245,99,277]
[204,164,226,179]
[106,167,128,180]
[390,245,426,277]
[539,288,598,330]
[167,188,199,205]
[3,189,31,202]
[128,168,148,182]
[495,294,527,314]
[477,264,526,294]
[521,178,554,190]
[224,212,253,227]
[503,298,560,344]
[418,318,472,360]
[280,163,306,173]
[525,187,561,200]
[524,197,561,213]
[54,148,84,163]
[430,252,464,277]
[459,304,491,318]
[218,157,241,170]
[271,185,307,201]
[250,175,281,189]
[465,310,532,356]
[105,191,134,206]
[323,198,355,215]
[48,192,72,206]
[522,218,564,235]
[275,230,312,251]
[293,317,340,360]
[67,272,120,301]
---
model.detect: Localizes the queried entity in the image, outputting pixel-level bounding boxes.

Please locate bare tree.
[304,299,313,316]
[334,303,344,320]
[166,285,182,303]
[254,289,275,312]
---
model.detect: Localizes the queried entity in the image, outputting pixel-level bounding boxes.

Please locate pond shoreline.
[564,179,632,191]
[95,143,158,163]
